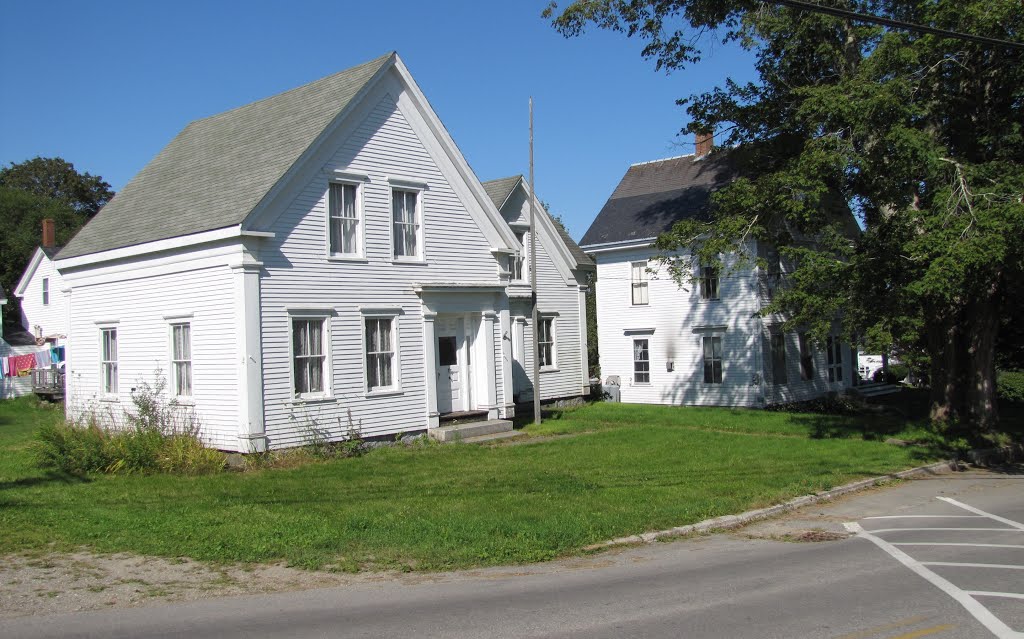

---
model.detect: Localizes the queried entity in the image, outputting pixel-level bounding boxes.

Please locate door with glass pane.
[436,317,462,413]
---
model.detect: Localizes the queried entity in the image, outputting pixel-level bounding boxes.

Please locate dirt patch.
[0,551,361,619]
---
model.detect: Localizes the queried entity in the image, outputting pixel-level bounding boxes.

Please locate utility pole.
[530,97,541,425]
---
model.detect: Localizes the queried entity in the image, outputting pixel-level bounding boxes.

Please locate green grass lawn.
[0,396,939,572]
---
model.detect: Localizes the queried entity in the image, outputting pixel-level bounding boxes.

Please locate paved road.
[5,467,1022,639]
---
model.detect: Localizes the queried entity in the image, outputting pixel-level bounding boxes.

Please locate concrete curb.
[583,459,957,552]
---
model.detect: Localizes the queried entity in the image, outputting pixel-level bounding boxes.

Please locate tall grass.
[34,374,225,476]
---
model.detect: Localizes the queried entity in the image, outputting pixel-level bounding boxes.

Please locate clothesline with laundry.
[0,345,65,379]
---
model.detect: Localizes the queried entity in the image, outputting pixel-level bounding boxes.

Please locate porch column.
[482,311,498,419]
[499,306,514,418]
[423,312,439,428]
[230,254,266,453]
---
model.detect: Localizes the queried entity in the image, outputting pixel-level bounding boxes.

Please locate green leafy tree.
[0,157,113,217]
[546,0,1024,433]
[0,188,82,332]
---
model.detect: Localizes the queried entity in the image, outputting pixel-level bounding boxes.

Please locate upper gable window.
[42,278,49,306]
[631,262,649,305]
[392,188,421,259]
[510,231,526,282]
[328,182,361,257]
[699,264,720,301]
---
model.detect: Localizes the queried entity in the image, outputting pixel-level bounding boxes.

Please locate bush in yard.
[998,370,1024,403]
[35,372,225,476]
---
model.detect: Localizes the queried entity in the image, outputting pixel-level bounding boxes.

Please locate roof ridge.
[190,52,395,127]
[630,153,696,167]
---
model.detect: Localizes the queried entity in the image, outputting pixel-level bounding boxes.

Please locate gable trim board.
[56,53,590,451]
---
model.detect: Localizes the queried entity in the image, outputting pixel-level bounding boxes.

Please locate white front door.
[436,318,462,413]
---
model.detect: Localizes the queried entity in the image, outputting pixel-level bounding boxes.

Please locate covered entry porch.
[414,283,514,429]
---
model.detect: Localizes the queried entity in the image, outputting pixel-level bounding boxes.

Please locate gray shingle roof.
[59,53,395,259]
[481,175,594,270]
[580,153,737,248]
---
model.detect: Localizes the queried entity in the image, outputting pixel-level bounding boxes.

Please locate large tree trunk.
[927,315,965,425]
[964,294,1000,432]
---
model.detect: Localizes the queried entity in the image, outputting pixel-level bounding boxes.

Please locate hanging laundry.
[11,353,36,376]
[34,350,49,369]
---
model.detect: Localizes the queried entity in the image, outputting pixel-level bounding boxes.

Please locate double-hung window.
[328,182,360,256]
[702,335,723,384]
[771,331,788,384]
[100,327,118,395]
[826,335,844,382]
[170,323,192,397]
[365,317,397,392]
[631,261,649,305]
[510,232,526,281]
[538,317,555,369]
[699,264,720,301]
[292,318,328,397]
[798,332,814,380]
[42,278,49,306]
[392,188,421,259]
[633,338,650,384]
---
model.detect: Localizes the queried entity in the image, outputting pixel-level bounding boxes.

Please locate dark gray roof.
[59,53,395,259]
[580,153,736,248]
[40,246,62,260]
[481,175,594,270]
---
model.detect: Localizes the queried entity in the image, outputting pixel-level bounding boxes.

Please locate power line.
[771,0,1024,51]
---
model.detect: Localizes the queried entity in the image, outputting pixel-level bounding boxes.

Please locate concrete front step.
[429,419,513,442]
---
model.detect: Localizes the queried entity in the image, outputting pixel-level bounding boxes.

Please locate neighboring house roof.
[59,53,395,260]
[580,153,735,248]
[482,175,595,270]
[0,283,7,304]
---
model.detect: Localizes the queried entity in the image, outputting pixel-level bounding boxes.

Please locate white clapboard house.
[55,52,593,451]
[14,219,68,344]
[580,135,858,407]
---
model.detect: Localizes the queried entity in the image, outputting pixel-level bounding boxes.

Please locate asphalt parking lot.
[844,480,1024,638]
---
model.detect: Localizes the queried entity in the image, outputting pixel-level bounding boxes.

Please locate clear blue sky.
[0,0,757,242]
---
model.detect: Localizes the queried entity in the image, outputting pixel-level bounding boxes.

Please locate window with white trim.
[631,262,649,305]
[392,188,421,258]
[328,182,360,256]
[699,264,720,301]
[826,335,844,382]
[510,231,526,281]
[633,338,650,384]
[798,332,814,381]
[365,317,397,392]
[292,318,328,397]
[771,331,788,384]
[170,323,192,397]
[100,327,118,394]
[42,278,49,306]
[538,317,555,368]
[702,335,723,384]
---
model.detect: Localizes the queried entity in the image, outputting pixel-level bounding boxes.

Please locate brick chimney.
[695,131,714,158]
[42,218,56,248]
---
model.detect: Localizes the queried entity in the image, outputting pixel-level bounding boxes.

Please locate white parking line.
[938,497,1024,531]
[968,592,1024,601]
[845,522,1024,639]
[894,543,1024,549]
[864,515,985,519]
[867,527,1022,534]
[922,562,1024,570]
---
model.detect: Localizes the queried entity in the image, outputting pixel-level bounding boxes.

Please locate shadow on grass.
[0,471,91,492]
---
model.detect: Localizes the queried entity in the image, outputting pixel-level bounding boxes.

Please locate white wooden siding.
[18,253,68,340]
[259,88,503,448]
[62,250,240,449]
[593,244,851,408]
